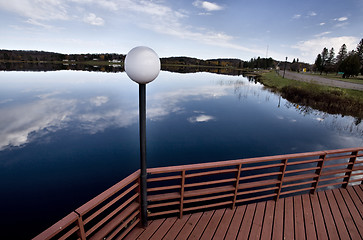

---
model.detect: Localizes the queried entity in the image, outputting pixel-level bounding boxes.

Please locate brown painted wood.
[185,168,237,178]
[248,201,266,240]
[149,217,178,240]
[272,199,284,240]
[346,186,363,218]
[162,214,191,240]
[224,205,246,240]
[260,200,275,240]
[301,194,317,240]
[212,208,235,240]
[309,193,328,240]
[338,188,363,238]
[175,212,203,240]
[188,210,214,240]
[76,170,140,216]
[237,203,256,239]
[325,190,350,239]
[200,208,225,240]
[293,195,306,240]
[136,218,165,240]
[124,220,153,240]
[331,189,361,239]
[180,170,185,218]
[184,185,235,198]
[284,197,294,240]
[353,184,363,203]
[317,191,339,239]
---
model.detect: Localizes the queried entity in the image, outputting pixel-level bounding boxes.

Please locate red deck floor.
[125,184,363,240]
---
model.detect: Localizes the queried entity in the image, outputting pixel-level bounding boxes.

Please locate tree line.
[314,38,363,78]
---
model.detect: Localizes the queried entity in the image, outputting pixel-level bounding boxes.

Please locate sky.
[0,0,363,63]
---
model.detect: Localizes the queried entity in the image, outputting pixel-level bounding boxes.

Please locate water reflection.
[1,70,363,239]
[1,70,362,153]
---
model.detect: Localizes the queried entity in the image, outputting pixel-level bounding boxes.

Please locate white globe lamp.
[124,46,160,84]
[124,46,160,228]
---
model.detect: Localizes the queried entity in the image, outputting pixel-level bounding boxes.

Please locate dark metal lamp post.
[124,46,160,227]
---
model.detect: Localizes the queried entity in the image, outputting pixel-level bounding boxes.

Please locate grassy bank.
[258,71,363,119]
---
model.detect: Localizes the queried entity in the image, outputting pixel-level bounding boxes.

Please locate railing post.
[310,154,326,194]
[342,151,358,188]
[232,163,242,209]
[275,158,287,201]
[180,170,185,218]
[76,215,86,240]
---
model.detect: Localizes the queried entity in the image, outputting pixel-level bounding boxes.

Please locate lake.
[0,70,362,239]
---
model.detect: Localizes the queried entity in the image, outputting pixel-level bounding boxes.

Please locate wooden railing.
[146,147,363,219]
[33,147,363,239]
[33,170,141,240]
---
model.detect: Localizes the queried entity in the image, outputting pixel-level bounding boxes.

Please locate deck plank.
[149,217,177,240]
[318,191,339,240]
[354,184,363,203]
[302,194,316,240]
[310,193,328,240]
[248,201,266,240]
[137,218,165,240]
[124,220,153,240]
[325,190,350,240]
[332,188,361,239]
[339,188,363,238]
[347,186,363,217]
[272,198,284,240]
[212,208,235,240]
[293,195,305,240]
[284,197,294,240]
[188,210,214,240]
[260,200,275,240]
[175,212,203,240]
[162,214,191,240]
[237,202,256,239]
[126,185,363,240]
[224,205,246,240]
[200,208,225,240]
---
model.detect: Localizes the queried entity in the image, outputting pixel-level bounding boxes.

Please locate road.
[279,70,363,91]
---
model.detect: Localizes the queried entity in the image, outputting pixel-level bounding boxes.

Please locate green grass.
[258,71,363,118]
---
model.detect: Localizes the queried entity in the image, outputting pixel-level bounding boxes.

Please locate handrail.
[33,147,363,239]
[33,170,141,240]
[146,147,363,219]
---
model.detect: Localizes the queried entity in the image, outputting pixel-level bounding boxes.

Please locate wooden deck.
[125,184,363,240]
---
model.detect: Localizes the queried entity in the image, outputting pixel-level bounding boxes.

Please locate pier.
[33,147,363,239]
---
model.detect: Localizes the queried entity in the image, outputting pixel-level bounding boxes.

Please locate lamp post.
[283,56,288,78]
[124,46,160,227]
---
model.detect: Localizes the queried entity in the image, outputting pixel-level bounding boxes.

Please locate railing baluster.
[76,216,86,240]
[180,170,185,218]
[310,153,326,194]
[276,158,287,201]
[342,151,358,188]
[232,163,242,209]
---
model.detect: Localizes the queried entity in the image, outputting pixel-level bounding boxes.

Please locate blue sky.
[1,0,362,63]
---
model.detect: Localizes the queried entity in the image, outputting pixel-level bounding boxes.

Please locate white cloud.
[0,0,69,21]
[83,13,104,26]
[193,1,224,11]
[293,14,301,19]
[292,36,359,62]
[90,96,109,106]
[314,31,331,37]
[188,114,215,123]
[308,11,317,16]
[319,22,325,26]
[336,16,348,21]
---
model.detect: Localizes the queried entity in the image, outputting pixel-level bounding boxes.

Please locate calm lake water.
[1,70,362,239]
